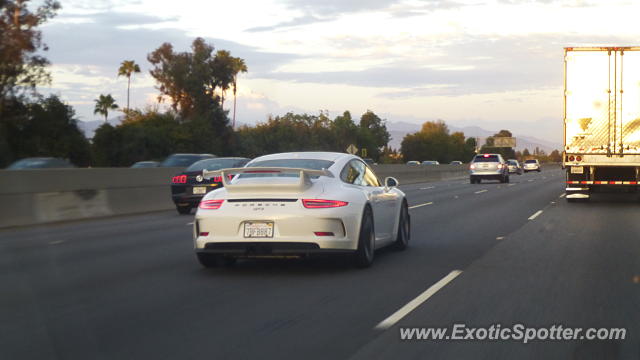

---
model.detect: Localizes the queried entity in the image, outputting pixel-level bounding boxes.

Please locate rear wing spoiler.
[202,167,334,193]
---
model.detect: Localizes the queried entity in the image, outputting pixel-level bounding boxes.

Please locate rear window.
[240,159,334,178]
[161,155,207,167]
[525,160,538,164]
[507,160,517,165]
[187,158,247,172]
[473,155,499,162]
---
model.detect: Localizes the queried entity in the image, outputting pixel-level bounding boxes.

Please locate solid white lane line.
[528,210,543,220]
[474,189,488,194]
[409,202,433,209]
[559,193,566,198]
[496,236,505,240]
[186,222,194,226]
[375,270,463,330]
[420,186,435,190]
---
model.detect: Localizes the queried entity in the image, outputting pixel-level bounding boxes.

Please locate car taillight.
[172,175,187,184]
[199,199,224,209]
[497,164,503,169]
[470,164,476,170]
[302,199,349,208]
[212,174,235,182]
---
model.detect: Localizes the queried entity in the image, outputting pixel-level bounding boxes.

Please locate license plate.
[244,221,274,238]
[570,166,584,174]
[193,186,207,194]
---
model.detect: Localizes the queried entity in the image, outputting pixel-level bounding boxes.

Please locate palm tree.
[231,58,247,129]
[117,60,141,111]
[94,94,118,123]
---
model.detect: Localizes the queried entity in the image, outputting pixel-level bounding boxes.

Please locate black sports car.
[171,157,250,214]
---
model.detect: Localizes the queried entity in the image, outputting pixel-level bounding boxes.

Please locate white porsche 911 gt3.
[193,152,410,268]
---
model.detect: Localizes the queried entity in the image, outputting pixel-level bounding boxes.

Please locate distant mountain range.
[78,118,561,153]
[386,121,561,153]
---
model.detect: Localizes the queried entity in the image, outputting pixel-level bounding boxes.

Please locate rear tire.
[394,201,410,250]
[354,207,375,268]
[176,205,192,215]
[505,175,510,183]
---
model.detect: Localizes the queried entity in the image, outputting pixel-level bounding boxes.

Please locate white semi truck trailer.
[564,47,640,201]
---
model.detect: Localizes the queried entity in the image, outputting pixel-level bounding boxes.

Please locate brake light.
[172,175,187,184]
[302,199,349,208]
[483,154,490,158]
[314,232,334,236]
[497,164,503,169]
[569,155,575,161]
[199,199,224,209]
[212,174,234,182]
[576,156,582,161]
[470,164,476,170]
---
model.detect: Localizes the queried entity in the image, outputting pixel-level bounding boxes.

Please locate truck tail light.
[199,199,224,209]
[576,156,582,161]
[302,199,349,208]
[569,155,575,161]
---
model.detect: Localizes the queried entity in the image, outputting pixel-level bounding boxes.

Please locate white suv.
[523,159,541,172]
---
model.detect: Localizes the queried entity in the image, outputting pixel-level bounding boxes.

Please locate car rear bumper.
[194,204,363,251]
[172,194,204,206]
[196,242,355,256]
[470,170,504,176]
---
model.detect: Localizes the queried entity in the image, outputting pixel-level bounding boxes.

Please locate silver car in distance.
[193,152,410,268]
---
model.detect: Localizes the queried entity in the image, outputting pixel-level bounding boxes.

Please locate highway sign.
[493,137,516,148]
[346,144,358,155]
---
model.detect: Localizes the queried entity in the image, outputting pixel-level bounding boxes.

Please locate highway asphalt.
[1,167,638,359]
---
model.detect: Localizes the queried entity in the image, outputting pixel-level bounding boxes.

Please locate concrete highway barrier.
[0,163,558,228]
[0,167,182,228]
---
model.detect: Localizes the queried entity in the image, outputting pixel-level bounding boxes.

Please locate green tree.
[93,94,118,122]
[400,120,451,162]
[92,109,186,166]
[147,38,246,122]
[549,149,562,162]
[117,60,141,111]
[357,110,390,161]
[0,0,60,109]
[331,110,358,152]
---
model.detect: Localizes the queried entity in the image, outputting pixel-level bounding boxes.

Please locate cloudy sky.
[38,0,640,143]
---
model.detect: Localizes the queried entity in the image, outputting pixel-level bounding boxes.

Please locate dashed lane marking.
[528,210,543,220]
[374,270,463,330]
[409,202,433,209]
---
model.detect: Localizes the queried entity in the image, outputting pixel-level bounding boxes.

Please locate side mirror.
[384,177,398,188]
